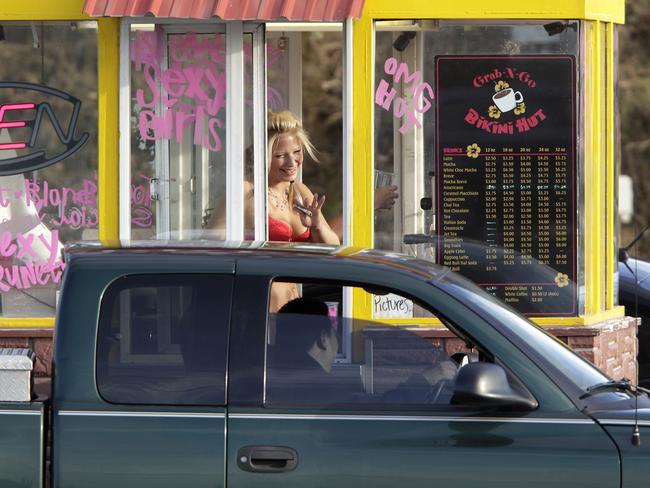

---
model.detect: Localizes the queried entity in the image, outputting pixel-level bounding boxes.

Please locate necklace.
[268,186,290,211]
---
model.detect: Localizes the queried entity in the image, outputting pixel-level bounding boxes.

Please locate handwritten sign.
[21,175,98,229]
[0,230,63,292]
[132,31,226,152]
[131,175,153,228]
[374,57,433,134]
[373,293,414,319]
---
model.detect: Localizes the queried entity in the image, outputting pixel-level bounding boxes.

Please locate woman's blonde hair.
[268,110,319,163]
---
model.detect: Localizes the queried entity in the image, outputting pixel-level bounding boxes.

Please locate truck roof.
[63,240,449,282]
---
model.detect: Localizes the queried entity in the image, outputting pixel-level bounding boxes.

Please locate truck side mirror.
[451,363,538,410]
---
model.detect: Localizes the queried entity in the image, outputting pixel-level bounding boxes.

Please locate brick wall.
[548,316,640,381]
[0,329,53,398]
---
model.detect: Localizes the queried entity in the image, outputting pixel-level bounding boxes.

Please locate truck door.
[226,276,620,488]
[54,273,233,488]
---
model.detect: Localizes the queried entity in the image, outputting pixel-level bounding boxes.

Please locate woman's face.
[269,134,303,184]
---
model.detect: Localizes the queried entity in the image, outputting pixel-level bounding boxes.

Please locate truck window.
[96,274,232,406]
[265,281,478,408]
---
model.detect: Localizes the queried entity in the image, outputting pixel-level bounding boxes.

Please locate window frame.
[119,19,267,241]
[96,272,233,406]
[371,19,585,317]
[260,277,540,412]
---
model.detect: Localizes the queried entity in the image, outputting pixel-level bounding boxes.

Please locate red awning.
[83,0,365,21]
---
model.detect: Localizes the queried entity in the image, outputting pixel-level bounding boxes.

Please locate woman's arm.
[295,182,340,245]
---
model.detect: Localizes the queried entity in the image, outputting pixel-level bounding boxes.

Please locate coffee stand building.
[0,0,634,384]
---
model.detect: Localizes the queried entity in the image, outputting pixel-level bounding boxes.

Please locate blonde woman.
[207,111,339,310]
[265,111,339,244]
[265,111,340,311]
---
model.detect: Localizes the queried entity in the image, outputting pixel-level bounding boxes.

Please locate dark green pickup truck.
[1,242,649,488]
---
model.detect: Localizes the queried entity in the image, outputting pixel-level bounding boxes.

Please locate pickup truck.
[1,242,649,488]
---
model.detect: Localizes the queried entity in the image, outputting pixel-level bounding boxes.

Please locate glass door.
[122,21,265,241]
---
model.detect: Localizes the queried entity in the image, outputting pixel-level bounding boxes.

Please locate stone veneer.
[0,316,640,395]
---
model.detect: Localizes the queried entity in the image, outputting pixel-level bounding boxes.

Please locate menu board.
[435,55,576,315]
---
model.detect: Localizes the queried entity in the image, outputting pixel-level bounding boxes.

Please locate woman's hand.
[296,193,326,229]
[374,185,399,210]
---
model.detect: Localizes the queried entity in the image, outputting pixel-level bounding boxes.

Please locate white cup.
[492,88,524,113]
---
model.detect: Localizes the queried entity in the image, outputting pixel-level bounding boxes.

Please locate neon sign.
[0,82,89,175]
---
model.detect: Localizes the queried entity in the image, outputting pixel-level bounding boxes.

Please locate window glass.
[96,274,232,405]
[265,280,482,408]
[266,26,344,243]
[130,25,255,240]
[0,22,98,317]
[375,22,581,316]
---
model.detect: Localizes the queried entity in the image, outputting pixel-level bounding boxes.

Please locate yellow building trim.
[0,4,107,328]
[379,318,445,327]
[592,21,603,314]
[97,18,120,241]
[362,306,626,328]
[0,0,88,20]
[585,0,625,24]
[363,0,624,23]
[606,23,615,310]
[0,317,55,328]
[534,305,625,326]
[352,16,374,250]
[351,16,374,322]
[583,21,602,315]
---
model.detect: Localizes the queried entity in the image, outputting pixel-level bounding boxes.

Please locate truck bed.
[0,401,45,488]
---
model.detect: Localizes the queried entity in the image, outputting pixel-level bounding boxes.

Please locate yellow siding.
[97,18,120,242]
[363,0,624,23]
[351,16,374,321]
[606,23,616,310]
[0,0,88,20]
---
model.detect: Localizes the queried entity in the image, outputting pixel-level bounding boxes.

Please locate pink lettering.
[135,64,160,109]
[133,32,226,152]
[206,117,223,153]
[183,66,209,101]
[0,233,17,258]
[375,79,397,111]
[132,207,154,228]
[0,267,8,292]
[15,233,35,260]
[5,266,21,289]
[18,263,37,289]
[465,108,480,125]
[384,57,398,75]
[161,67,186,102]
[38,230,60,269]
[413,83,434,113]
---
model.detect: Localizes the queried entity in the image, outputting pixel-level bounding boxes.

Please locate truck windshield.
[441,279,609,393]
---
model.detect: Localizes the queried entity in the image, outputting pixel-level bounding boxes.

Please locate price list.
[435,55,576,315]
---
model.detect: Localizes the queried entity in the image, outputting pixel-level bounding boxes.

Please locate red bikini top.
[268,217,311,242]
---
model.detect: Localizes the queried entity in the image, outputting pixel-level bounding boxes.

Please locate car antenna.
[619,223,649,274]
[620,223,648,447]
[632,387,641,447]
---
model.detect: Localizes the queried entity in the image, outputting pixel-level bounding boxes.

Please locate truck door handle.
[237,445,298,473]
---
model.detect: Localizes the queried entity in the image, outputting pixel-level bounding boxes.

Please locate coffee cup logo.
[492,88,524,113]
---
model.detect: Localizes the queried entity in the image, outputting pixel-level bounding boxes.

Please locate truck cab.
[1,243,648,488]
